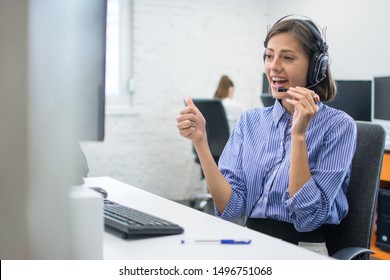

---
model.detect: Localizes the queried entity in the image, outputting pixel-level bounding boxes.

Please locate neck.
[280,99,294,114]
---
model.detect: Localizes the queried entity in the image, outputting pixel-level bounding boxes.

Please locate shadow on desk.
[105,226,174,241]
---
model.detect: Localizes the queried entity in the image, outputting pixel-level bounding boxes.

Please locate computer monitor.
[373,76,390,150]
[373,77,390,122]
[262,72,270,94]
[325,80,372,122]
[260,73,275,107]
[73,0,107,141]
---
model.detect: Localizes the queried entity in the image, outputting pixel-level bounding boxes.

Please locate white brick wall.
[81,0,269,200]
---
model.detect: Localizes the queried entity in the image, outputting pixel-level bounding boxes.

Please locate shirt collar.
[272,99,292,128]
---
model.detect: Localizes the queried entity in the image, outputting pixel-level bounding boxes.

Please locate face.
[264,32,309,108]
[228,86,235,98]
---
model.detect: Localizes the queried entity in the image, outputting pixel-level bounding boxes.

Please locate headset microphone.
[277,81,320,92]
[277,87,288,92]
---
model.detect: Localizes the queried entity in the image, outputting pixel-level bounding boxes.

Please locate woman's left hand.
[285,86,320,135]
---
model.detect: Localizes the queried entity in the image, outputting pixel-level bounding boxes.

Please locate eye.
[263,53,273,61]
[284,55,295,61]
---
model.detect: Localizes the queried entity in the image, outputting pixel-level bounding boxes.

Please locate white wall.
[268,0,390,79]
[82,0,390,201]
[82,0,270,200]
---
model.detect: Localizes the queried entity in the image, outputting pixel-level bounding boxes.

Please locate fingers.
[180,97,198,115]
[313,94,320,104]
[177,97,206,142]
[286,87,320,107]
[185,96,195,107]
[176,115,197,130]
[179,105,197,115]
[176,115,196,137]
[178,125,195,137]
[177,97,198,136]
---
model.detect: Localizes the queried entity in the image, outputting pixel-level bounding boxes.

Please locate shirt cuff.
[215,196,237,219]
[282,177,325,218]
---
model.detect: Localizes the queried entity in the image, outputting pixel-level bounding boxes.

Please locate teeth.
[272,77,285,82]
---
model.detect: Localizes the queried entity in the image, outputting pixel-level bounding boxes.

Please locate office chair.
[260,93,275,107]
[326,121,386,260]
[190,99,230,212]
[192,99,230,165]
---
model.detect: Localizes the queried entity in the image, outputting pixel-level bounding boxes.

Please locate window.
[105,0,120,97]
[105,0,134,113]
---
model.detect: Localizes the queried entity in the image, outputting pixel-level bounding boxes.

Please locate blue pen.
[180,239,251,245]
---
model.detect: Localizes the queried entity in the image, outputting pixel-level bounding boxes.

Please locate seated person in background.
[213,75,245,131]
[176,16,357,256]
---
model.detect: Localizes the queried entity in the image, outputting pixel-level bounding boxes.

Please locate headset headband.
[272,14,327,51]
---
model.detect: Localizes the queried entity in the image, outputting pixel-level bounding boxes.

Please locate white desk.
[84,177,330,260]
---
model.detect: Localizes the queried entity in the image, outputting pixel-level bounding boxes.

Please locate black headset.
[268,15,329,89]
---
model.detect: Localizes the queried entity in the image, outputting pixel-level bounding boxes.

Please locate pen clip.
[221,239,252,245]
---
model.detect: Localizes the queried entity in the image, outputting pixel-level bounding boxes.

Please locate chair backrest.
[326,121,386,257]
[261,93,275,107]
[192,99,230,163]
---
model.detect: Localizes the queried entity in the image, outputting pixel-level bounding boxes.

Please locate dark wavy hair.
[264,18,337,102]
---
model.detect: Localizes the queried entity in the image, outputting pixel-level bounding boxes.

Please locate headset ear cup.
[307,51,329,86]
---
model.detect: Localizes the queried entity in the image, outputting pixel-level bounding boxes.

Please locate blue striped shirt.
[216,99,357,232]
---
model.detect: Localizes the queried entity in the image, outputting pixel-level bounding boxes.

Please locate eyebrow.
[266,48,296,54]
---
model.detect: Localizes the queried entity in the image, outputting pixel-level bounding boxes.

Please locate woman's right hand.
[176,97,206,143]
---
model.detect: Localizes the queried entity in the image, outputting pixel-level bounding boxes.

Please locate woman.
[176,16,356,255]
[213,75,245,131]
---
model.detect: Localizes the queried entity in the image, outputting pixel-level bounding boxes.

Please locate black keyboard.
[104,199,184,238]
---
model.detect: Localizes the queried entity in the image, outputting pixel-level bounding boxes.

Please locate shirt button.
[280,141,283,146]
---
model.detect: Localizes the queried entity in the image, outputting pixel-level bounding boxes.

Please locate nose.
[270,56,282,72]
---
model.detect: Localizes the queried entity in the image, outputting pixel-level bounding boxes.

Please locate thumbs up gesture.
[176,97,206,143]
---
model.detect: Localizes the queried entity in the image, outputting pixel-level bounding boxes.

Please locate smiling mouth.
[271,77,288,89]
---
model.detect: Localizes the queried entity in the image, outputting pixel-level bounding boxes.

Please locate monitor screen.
[78,0,107,141]
[260,73,274,106]
[28,0,107,141]
[373,76,390,151]
[262,72,270,94]
[70,0,107,141]
[373,77,390,121]
[325,80,372,122]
